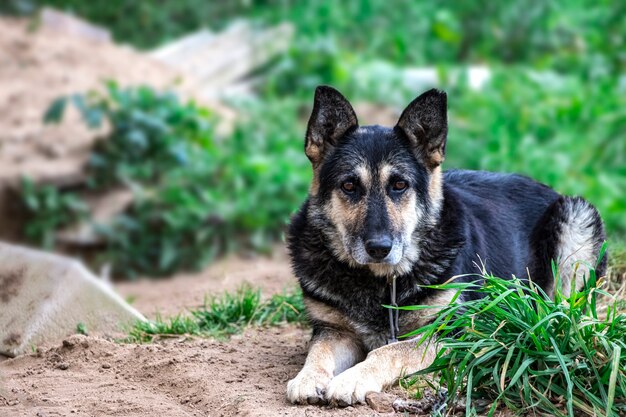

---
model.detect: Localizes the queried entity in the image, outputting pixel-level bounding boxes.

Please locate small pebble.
[365,392,396,413]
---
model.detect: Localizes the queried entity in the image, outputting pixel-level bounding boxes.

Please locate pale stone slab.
[0,242,145,357]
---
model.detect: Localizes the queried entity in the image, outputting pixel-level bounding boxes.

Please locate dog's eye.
[341,182,355,193]
[392,181,408,191]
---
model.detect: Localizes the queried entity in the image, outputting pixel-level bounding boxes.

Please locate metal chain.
[387,274,399,344]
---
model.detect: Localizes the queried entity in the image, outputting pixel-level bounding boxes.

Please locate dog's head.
[305,86,447,277]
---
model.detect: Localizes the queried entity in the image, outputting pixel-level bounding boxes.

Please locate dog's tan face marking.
[380,163,420,239]
[327,162,372,226]
[325,191,367,265]
[324,162,369,265]
[354,163,371,190]
[309,172,321,196]
[324,159,427,276]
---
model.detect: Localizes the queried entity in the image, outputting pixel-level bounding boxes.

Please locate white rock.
[0,242,145,357]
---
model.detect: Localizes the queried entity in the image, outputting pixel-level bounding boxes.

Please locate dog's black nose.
[365,237,392,261]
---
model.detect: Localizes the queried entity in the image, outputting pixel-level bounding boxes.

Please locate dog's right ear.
[305,86,358,167]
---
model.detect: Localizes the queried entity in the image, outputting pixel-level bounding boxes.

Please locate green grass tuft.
[76,322,88,336]
[403,250,626,416]
[125,286,305,343]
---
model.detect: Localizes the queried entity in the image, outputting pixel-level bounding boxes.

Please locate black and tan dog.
[286,86,607,406]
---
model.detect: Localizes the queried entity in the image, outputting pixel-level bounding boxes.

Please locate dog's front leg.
[325,338,437,406]
[287,329,364,405]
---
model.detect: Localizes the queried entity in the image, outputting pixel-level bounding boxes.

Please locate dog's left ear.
[395,89,448,168]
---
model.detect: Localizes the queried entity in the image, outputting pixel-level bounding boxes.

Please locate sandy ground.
[2,329,386,417]
[0,248,410,417]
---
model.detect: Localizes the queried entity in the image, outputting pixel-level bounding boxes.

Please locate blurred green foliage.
[9,1,625,275]
[36,86,309,277]
[4,1,624,75]
[20,177,88,248]
[45,83,216,186]
[96,97,309,277]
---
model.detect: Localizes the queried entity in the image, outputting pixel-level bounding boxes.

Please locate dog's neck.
[427,166,444,225]
[409,183,466,283]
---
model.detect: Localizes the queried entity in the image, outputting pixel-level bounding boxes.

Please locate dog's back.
[443,170,559,282]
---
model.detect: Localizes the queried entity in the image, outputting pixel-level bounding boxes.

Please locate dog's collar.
[387,274,399,344]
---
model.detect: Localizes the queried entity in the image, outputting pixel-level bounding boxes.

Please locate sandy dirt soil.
[0,248,415,417]
[2,329,392,417]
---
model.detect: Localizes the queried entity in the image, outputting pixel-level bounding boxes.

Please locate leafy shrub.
[45,83,215,186]
[406,249,626,416]
[35,86,310,277]
[93,96,309,277]
[19,177,88,248]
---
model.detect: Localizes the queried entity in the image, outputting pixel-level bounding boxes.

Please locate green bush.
[36,86,310,277]
[19,177,88,248]
[45,83,216,186]
[94,96,309,277]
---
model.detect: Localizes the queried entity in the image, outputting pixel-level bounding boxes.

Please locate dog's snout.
[365,237,392,261]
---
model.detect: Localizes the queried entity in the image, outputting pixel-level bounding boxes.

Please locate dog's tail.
[529,196,607,297]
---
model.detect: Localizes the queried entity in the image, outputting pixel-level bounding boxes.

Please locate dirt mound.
[0,17,183,185]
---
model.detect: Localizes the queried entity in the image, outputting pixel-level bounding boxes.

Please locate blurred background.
[1,0,624,280]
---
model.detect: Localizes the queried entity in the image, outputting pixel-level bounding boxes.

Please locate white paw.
[287,367,332,405]
[325,364,382,406]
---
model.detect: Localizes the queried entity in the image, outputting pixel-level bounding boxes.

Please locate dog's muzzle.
[350,236,403,265]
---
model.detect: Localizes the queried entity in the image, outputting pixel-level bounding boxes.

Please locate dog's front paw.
[325,363,382,406]
[287,367,332,405]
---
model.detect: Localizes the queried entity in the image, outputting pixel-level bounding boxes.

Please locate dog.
[286,86,607,406]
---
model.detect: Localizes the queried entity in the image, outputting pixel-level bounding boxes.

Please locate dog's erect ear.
[305,86,358,167]
[396,89,448,168]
